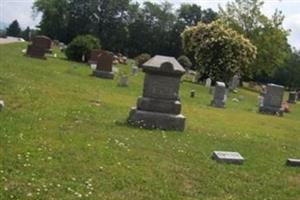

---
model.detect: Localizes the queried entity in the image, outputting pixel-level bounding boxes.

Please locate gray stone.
[288,91,297,104]
[132,66,139,76]
[93,70,114,79]
[128,55,186,131]
[205,78,212,88]
[211,82,226,108]
[259,84,284,116]
[286,158,300,167]
[229,74,240,91]
[212,151,245,165]
[118,75,129,87]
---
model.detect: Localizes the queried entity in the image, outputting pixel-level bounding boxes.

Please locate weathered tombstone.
[205,78,212,88]
[128,55,186,131]
[132,66,139,76]
[211,82,226,108]
[93,51,114,79]
[0,100,4,111]
[212,151,245,165]
[88,49,105,65]
[286,158,300,167]
[288,91,297,104]
[259,84,284,116]
[26,35,52,59]
[229,74,240,91]
[118,75,129,87]
[297,91,300,101]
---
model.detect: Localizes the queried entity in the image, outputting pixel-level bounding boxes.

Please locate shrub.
[182,20,257,83]
[65,35,100,62]
[134,53,151,68]
[177,55,192,70]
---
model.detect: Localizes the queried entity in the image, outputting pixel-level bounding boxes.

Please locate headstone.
[286,158,300,167]
[132,66,139,76]
[229,74,240,91]
[212,151,245,165]
[205,78,212,88]
[88,49,105,65]
[288,91,297,104]
[259,84,284,116]
[118,75,129,87]
[211,82,226,108]
[93,51,114,79]
[26,35,52,59]
[0,100,4,111]
[190,90,195,98]
[297,91,300,101]
[128,55,186,131]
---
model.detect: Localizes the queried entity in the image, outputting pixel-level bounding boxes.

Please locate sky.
[0,0,299,49]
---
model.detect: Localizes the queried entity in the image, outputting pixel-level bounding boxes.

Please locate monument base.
[211,100,225,108]
[128,108,185,132]
[93,70,114,79]
[259,106,283,116]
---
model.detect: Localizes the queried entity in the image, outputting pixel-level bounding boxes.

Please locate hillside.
[0,43,300,200]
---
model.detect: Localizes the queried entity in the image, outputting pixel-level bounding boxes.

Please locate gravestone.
[229,74,240,91]
[128,55,186,131]
[88,49,105,64]
[211,82,226,108]
[93,51,114,79]
[118,75,129,87]
[132,66,139,76]
[286,158,300,167]
[259,84,284,116]
[288,91,297,104]
[297,91,300,101]
[205,78,212,88]
[0,100,4,111]
[212,151,245,165]
[190,90,195,98]
[26,35,52,59]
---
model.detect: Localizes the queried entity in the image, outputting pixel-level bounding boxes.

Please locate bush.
[134,53,151,68]
[182,20,257,83]
[65,35,100,62]
[177,55,192,70]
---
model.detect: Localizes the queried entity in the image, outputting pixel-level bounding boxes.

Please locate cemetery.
[1,0,300,199]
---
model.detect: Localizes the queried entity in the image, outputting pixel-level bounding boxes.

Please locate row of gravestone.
[24,36,298,132]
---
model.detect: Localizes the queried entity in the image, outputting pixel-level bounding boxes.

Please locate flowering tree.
[182,20,257,84]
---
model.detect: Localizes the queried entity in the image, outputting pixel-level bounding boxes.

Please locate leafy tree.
[177,55,192,70]
[182,20,257,83]
[21,27,31,41]
[219,0,290,80]
[6,20,21,37]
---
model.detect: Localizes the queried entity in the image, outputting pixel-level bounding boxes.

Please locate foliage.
[134,53,151,68]
[65,35,101,62]
[6,20,21,37]
[21,27,31,41]
[182,20,257,83]
[219,0,290,80]
[33,0,218,58]
[177,55,192,70]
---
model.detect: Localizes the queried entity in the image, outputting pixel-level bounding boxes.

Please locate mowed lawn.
[0,43,300,200]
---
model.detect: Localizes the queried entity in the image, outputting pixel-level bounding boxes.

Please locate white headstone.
[205,78,212,88]
[212,151,244,165]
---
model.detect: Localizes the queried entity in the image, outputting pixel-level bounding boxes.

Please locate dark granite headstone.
[211,82,226,108]
[93,51,114,79]
[26,35,52,59]
[212,151,244,165]
[259,84,284,116]
[288,91,297,104]
[128,55,186,131]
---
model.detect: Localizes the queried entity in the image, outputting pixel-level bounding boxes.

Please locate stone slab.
[286,158,300,167]
[212,151,245,165]
[128,108,185,131]
[93,70,114,79]
[137,97,181,114]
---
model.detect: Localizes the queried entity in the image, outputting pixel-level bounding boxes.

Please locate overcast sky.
[0,0,299,49]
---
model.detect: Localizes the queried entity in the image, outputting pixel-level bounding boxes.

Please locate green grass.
[1,43,300,200]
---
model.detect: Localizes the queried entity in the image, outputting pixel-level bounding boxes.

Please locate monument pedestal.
[259,106,283,116]
[93,70,114,79]
[128,108,186,132]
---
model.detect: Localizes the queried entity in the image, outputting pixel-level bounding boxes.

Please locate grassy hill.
[0,43,300,200]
